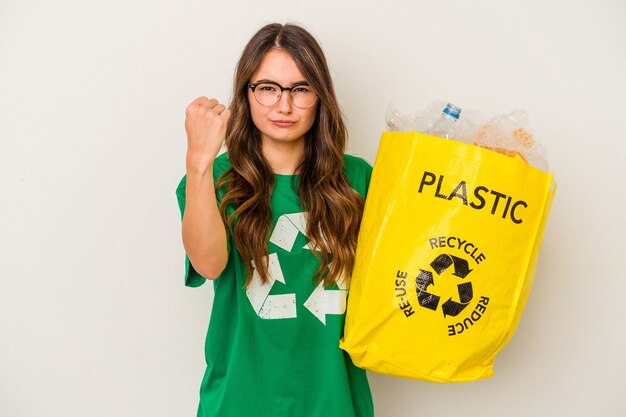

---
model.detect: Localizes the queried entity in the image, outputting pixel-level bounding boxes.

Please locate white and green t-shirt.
[176,152,374,417]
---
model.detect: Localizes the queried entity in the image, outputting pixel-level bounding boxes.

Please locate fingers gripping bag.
[340,125,556,382]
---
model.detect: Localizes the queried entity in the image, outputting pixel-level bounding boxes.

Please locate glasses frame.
[248,81,318,109]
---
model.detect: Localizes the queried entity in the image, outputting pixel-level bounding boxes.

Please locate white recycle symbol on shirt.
[245,212,348,325]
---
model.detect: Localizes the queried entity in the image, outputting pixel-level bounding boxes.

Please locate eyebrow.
[252,79,310,87]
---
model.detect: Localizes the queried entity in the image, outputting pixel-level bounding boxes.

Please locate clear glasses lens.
[253,83,317,108]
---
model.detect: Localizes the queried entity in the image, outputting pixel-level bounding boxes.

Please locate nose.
[276,90,293,114]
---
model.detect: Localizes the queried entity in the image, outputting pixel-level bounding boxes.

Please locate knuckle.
[203,109,214,120]
[187,102,200,112]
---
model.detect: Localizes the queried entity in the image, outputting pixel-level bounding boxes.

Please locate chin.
[265,128,306,142]
[271,135,304,143]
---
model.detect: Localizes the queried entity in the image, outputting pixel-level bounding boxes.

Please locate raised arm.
[181,97,231,280]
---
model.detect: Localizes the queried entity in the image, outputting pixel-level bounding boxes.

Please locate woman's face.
[248,49,318,150]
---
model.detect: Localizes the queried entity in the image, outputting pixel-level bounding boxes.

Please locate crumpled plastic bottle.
[424,103,463,140]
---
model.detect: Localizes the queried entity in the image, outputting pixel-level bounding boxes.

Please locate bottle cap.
[443,103,462,120]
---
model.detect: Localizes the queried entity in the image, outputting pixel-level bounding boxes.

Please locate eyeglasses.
[248,81,318,109]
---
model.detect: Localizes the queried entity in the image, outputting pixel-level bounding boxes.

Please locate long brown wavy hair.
[217,23,364,288]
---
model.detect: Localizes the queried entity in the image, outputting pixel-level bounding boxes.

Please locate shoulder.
[213,152,232,179]
[343,153,372,172]
[342,154,373,199]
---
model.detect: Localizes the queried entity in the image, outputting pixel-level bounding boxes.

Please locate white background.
[1,0,625,416]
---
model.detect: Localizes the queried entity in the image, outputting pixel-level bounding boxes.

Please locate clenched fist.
[184,97,231,174]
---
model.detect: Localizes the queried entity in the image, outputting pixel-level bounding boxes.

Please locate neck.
[261,137,305,175]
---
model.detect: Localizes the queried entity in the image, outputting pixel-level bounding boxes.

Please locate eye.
[292,86,311,94]
[258,83,279,93]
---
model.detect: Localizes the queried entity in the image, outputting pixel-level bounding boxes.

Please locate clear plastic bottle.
[426,103,462,140]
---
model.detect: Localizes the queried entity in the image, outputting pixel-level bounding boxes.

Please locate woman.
[176,23,374,417]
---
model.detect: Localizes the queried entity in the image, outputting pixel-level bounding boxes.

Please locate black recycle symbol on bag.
[416,254,473,317]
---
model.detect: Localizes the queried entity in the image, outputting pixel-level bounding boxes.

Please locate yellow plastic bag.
[340,131,556,383]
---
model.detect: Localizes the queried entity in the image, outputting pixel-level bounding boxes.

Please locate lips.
[271,120,296,127]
